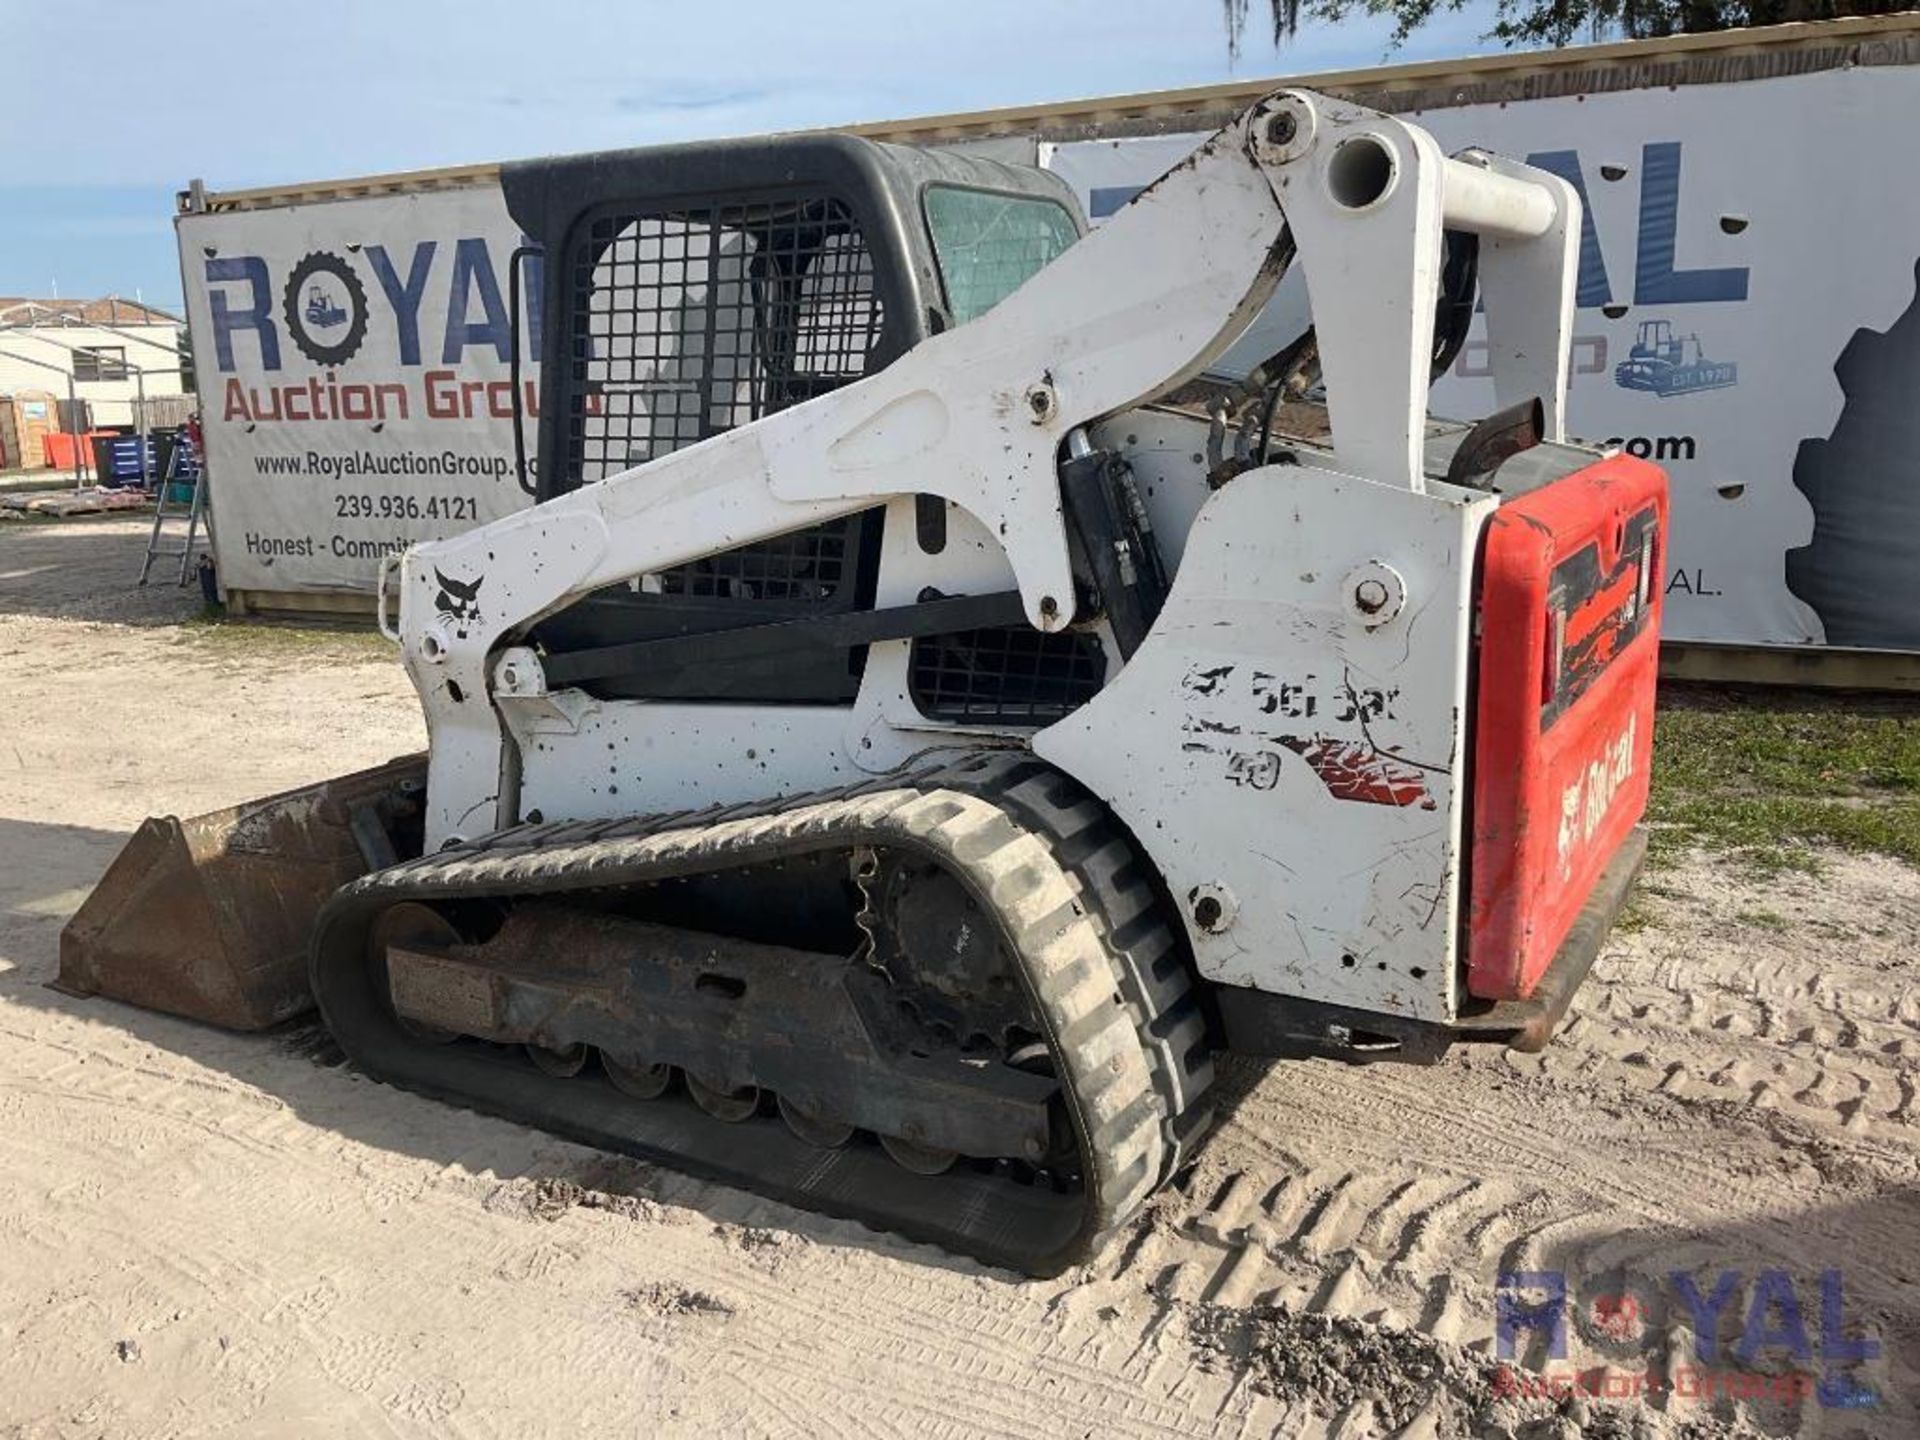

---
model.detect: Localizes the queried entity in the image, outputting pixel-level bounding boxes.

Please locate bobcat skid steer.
[62,90,1666,1275]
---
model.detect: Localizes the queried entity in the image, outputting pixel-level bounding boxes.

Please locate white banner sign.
[179,187,538,595]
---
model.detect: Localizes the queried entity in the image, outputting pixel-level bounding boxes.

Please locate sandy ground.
[1,518,1915,1439]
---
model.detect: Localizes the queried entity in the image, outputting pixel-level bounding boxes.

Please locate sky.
[0,0,1517,315]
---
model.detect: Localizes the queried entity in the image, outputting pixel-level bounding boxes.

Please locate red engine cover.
[1467,454,1668,1001]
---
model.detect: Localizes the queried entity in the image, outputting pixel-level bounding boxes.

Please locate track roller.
[777,1095,854,1149]
[879,1132,958,1176]
[526,1042,589,1077]
[603,1053,673,1100]
[686,1073,760,1122]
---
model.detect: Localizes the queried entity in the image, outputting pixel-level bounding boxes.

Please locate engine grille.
[909,627,1107,726]
[650,524,850,603]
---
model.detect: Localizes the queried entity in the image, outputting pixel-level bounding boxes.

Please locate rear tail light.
[1634,527,1658,620]
[1542,594,1567,706]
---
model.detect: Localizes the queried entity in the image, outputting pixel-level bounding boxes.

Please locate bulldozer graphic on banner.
[304,283,350,329]
[1614,318,1739,397]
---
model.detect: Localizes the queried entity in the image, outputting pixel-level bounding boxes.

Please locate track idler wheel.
[603,1052,673,1100]
[777,1095,854,1150]
[526,1042,589,1077]
[686,1073,760,1122]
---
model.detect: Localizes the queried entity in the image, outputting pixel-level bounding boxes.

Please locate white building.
[0,297,188,429]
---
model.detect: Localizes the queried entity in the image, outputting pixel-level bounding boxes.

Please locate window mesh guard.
[565,196,883,601]
[910,627,1107,726]
[557,182,1104,723]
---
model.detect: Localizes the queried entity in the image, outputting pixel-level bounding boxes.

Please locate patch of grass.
[1734,908,1789,931]
[177,606,394,663]
[1613,893,1657,933]
[1650,684,1920,870]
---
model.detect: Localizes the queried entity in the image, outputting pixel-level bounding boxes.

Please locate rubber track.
[310,750,1215,1275]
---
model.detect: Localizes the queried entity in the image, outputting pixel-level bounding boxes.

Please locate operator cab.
[507,135,1089,708]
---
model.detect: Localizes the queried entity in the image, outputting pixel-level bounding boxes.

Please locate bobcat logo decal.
[433,568,483,638]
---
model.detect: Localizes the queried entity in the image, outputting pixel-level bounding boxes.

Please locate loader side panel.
[1468,455,1668,1001]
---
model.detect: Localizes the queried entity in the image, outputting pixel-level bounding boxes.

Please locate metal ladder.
[138,422,211,587]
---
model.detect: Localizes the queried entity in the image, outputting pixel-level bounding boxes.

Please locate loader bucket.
[57,755,427,1032]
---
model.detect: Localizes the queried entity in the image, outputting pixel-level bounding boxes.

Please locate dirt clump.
[623,1281,735,1319]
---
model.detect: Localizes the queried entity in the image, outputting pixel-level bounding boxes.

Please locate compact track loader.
[63,90,1666,1274]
